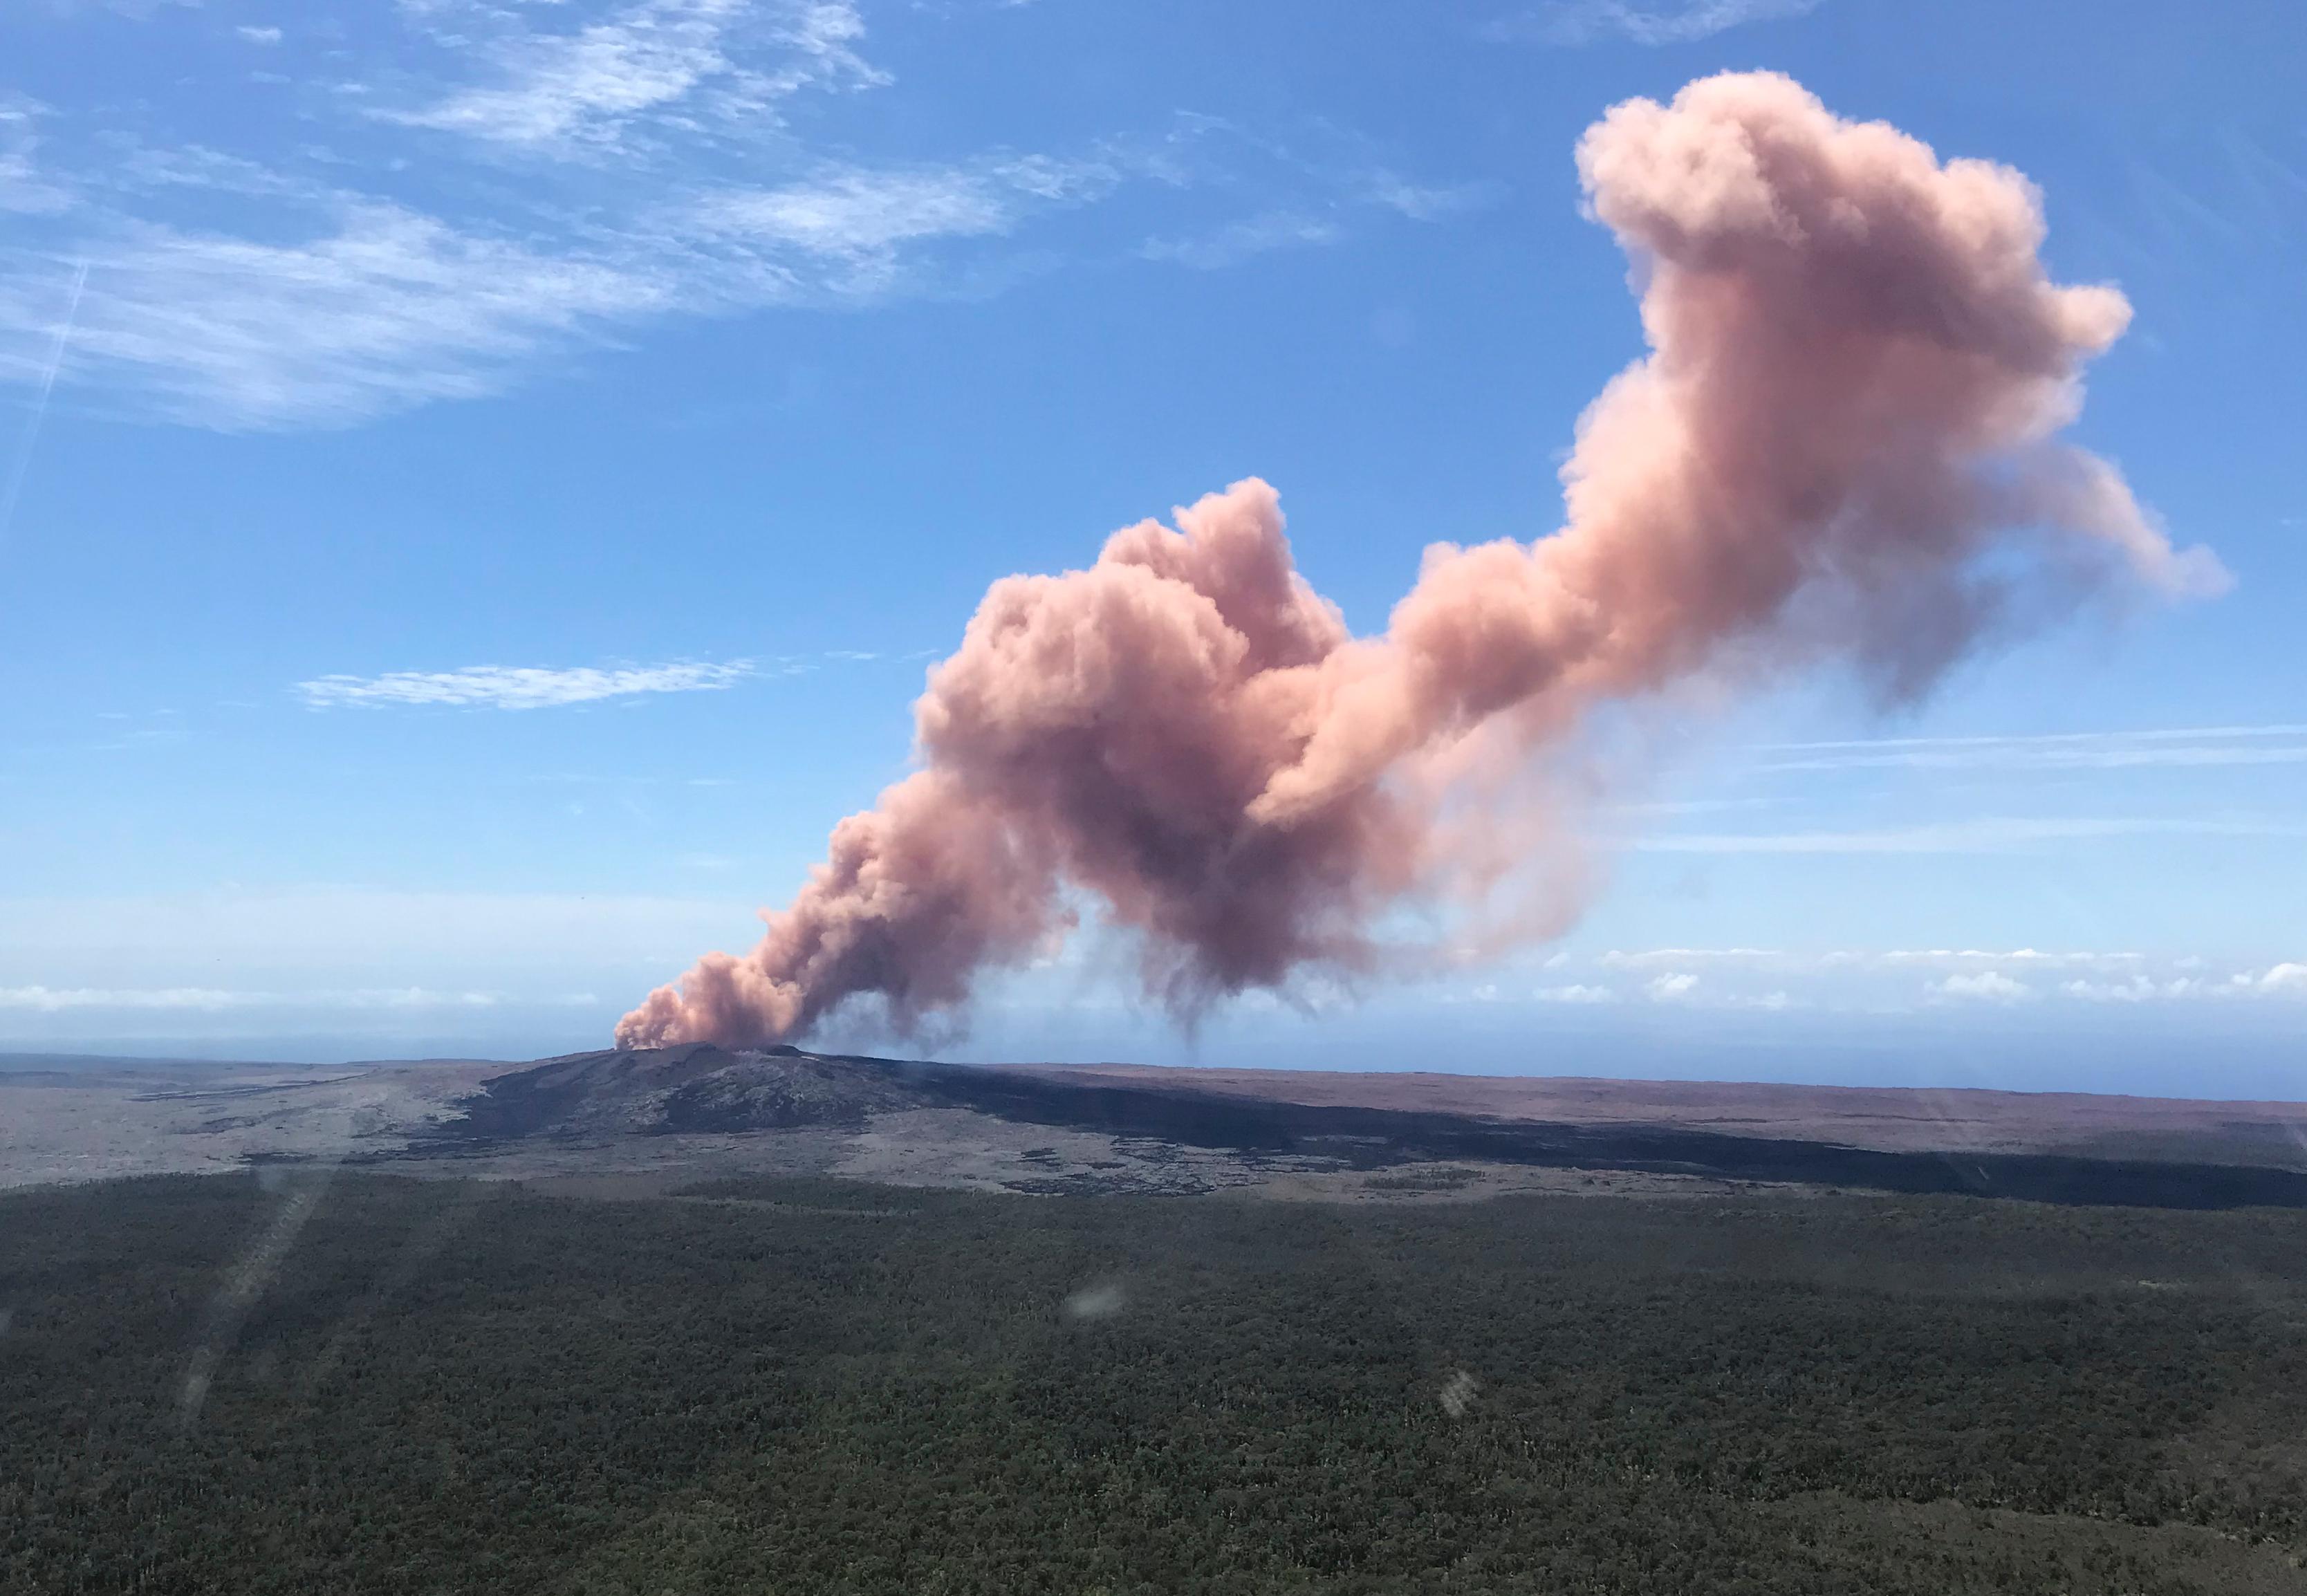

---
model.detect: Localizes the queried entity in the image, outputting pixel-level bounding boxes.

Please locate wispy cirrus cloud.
[1483,0,1822,47]
[297,660,753,709]
[696,167,1019,254]
[1757,723,2307,775]
[3,156,1091,425]
[1364,172,1505,221]
[1138,210,1345,271]
[29,204,665,427]
[380,0,883,158]
[0,102,71,218]
[0,3,1481,428]
[687,154,1124,295]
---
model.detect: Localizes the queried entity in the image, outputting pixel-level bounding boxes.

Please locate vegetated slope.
[3,1172,2304,1595]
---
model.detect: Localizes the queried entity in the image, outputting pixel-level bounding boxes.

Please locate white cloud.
[0,985,239,1011]
[235,24,283,45]
[0,14,878,427]
[1534,983,1617,1003]
[1366,173,1503,221]
[297,659,752,709]
[1,6,1488,427]
[2062,976,2168,1003]
[0,151,59,217]
[0,889,751,979]
[0,985,582,1012]
[684,156,1116,286]
[0,103,73,218]
[383,0,882,158]
[1858,949,2145,973]
[1757,724,2307,775]
[2055,970,2307,1003]
[1638,815,2307,855]
[1601,947,2148,974]
[1485,0,1822,47]
[1934,971,2035,1003]
[18,203,666,427]
[15,160,1088,425]
[1644,972,1698,1001]
[2053,975,2274,1003]
[109,140,320,199]
[699,169,1012,254]
[1139,211,1344,271]
[1575,948,2307,1011]
[1602,947,1781,968]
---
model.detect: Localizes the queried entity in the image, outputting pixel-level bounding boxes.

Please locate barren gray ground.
[6,1052,2302,1201]
[0,1061,499,1189]
[0,1064,1766,1203]
[1011,1063,2307,1166]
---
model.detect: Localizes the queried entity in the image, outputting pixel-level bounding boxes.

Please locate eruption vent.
[618,71,2221,1051]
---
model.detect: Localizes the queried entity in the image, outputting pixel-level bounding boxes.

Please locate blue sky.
[1,0,2301,1093]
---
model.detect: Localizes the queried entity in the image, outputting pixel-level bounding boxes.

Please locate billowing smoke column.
[618,71,2222,1050]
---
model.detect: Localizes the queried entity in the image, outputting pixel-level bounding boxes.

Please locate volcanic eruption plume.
[617,71,2223,1051]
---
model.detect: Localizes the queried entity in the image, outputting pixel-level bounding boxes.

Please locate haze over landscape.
[1,0,2301,1095]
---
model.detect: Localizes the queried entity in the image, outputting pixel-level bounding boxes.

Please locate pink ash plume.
[617,71,2221,1050]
